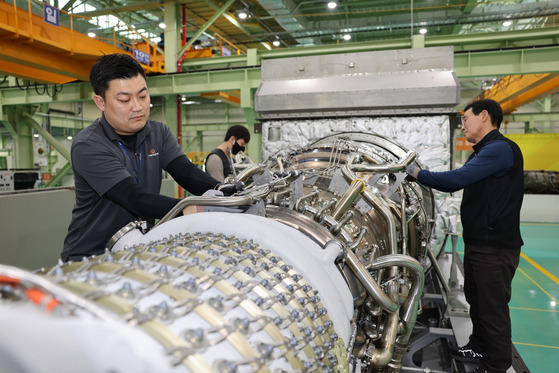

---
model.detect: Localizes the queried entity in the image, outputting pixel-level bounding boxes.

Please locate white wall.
[521,194,559,223]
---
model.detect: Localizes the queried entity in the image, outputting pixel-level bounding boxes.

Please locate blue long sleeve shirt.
[417,140,515,193]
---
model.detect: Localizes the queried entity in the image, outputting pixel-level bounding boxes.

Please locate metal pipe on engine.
[344,249,399,313]
[155,195,253,227]
[368,283,400,367]
[331,179,365,221]
[236,164,267,183]
[272,189,291,205]
[314,198,337,222]
[367,254,426,371]
[350,151,417,173]
[348,227,368,251]
[362,190,399,255]
[400,185,408,256]
[294,189,319,212]
[330,211,354,236]
[341,165,398,256]
[367,254,424,327]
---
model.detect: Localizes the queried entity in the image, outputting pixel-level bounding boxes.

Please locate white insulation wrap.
[0,214,354,373]
[262,116,458,254]
[116,212,355,344]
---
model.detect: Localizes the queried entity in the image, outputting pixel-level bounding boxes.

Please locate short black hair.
[89,54,146,99]
[464,99,503,129]
[224,125,251,143]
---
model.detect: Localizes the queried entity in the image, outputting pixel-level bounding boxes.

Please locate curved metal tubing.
[330,211,355,236]
[367,254,425,326]
[331,179,365,221]
[349,150,417,173]
[313,198,337,222]
[340,165,398,256]
[294,189,319,212]
[344,249,399,313]
[155,195,253,227]
[369,291,400,367]
[236,164,267,183]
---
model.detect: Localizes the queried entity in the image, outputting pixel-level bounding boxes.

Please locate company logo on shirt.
[148,148,159,157]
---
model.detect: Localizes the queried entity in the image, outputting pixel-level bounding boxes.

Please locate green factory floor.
[444,222,559,373]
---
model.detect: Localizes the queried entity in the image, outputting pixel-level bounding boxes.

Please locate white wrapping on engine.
[114,212,355,345]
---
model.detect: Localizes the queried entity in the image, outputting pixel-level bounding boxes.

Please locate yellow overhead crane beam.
[200,90,241,106]
[0,1,164,84]
[477,73,559,114]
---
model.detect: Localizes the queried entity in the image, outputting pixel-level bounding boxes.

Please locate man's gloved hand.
[202,189,224,197]
[199,188,247,213]
[405,164,419,180]
[215,181,245,196]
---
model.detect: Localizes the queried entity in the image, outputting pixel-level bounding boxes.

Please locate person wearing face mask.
[205,125,251,182]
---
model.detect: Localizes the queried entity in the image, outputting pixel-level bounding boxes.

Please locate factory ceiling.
[69,0,559,50]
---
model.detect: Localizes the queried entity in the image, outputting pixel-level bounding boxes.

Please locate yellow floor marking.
[510,306,559,313]
[521,252,559,286]
[521,222,559,226]
[513,342,559,350]
[517,267,559,305]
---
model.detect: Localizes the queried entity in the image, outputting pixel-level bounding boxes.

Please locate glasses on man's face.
[460,116,467,126]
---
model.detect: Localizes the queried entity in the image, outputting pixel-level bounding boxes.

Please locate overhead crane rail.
[476,73,559,114]
[0,0,164,84]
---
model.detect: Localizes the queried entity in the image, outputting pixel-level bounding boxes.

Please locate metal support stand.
[448,234,461,289]
[444,234,469,316]
[401,324,457,372]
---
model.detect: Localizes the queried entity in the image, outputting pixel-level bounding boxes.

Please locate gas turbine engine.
[0,131,435,373]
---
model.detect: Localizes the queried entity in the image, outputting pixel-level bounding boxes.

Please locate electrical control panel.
[0,170,14,192]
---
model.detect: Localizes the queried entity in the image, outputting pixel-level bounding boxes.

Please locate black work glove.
[215,181,245,196]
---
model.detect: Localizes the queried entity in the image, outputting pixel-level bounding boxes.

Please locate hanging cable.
[34,82,47,95]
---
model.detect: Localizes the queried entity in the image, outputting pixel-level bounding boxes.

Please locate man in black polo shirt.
[205,125,251,182]
[62,54,227,261]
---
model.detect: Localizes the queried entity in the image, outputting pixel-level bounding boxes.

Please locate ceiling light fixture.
[87,32,96,38]
[328,2,337,9]
[159,22,166,29]
[503,20,512,27]
[419,28,427,34]
[238,11,248,19]
[272,40,280,47]
[343,34,351,41]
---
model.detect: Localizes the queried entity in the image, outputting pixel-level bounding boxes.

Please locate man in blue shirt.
[407,99,524,373]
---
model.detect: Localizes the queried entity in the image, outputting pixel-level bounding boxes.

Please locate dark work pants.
[464,244,521,373]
